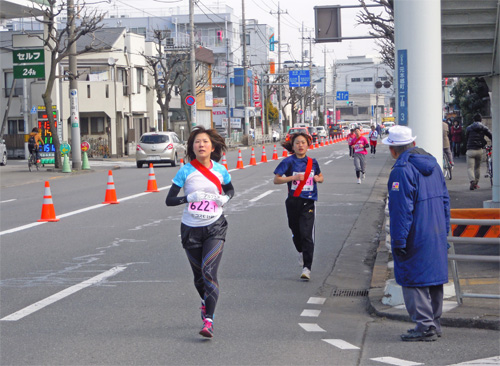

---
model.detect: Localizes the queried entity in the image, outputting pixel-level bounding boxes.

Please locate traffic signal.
[217,30,223,41]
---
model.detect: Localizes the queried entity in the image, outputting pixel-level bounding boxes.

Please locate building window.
[80,117,89,135]
[358,107,369,114]
[380,77,388,81]
[118,68,128,95]
[245,33,250,45]
[363,77,373,82]
[87,84,91,98]
[7,119,24,134]
[136,68,144,94]
[351,78,361,82]
[90,117,105,134]
[4,72,23,97]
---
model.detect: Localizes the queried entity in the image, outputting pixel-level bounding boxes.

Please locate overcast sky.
[92,0,382,66]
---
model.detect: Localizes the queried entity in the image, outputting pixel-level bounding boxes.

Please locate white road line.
[307,297,326,305]
[322,339,360,350]
[324,160,333,165]
[0,185,172,236]
[298,323,326,332]
[1,266,126,321]
[371,357,423,366]
[335,155,343,159]
[448,356,500,365]
[0,199,17,203]
[249,189,277,202]
[300,309,321,317]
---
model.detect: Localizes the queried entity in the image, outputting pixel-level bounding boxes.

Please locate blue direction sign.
[289,70,310,87]
[336,91,349,101]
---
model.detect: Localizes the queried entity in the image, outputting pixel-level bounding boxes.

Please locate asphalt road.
[1,143,498,365]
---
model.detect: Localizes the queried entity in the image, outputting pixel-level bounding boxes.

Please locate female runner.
[273,132,324,280]
[166,126,234,338]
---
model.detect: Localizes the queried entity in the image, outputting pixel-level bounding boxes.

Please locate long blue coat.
[388,147,450,287]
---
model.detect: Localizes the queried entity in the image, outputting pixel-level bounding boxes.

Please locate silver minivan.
[135,132,185,168]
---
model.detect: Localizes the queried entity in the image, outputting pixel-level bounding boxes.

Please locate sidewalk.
[368,154,500,330]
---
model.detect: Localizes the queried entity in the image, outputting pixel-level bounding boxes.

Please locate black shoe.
[470,181,476,190]
[401,327,437,342]
[407,328,442,338]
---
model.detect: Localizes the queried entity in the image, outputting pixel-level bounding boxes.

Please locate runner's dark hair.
[281,132,312,153]
[186,126,227,162]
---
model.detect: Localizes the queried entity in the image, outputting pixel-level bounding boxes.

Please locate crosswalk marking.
[307,297,326,305]
[322,339,360,350]
[300,309,321,317]
[298,323,326,332]
[371,356,423,366]
[448,356,500,365]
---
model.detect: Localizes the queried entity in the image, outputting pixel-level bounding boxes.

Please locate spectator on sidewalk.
[382,126,450,342]
[465,114,493,190]
[450,119,463,158]
[443,120,454,166]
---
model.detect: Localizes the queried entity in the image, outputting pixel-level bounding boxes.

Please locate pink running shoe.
[199,318,214,338]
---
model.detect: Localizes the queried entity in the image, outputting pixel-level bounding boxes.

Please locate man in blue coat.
[382,126,450,342]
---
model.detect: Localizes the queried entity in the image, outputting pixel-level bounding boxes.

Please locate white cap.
[382,125,416,146]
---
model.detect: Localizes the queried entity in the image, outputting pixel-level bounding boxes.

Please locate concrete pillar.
[485,75,499,207]
[394,0,443,163]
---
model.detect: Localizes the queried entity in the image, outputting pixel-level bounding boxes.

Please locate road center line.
[322,339,360,350]
[370,357,423,366]
[1,266,126,321]
[249,189,277,202]
[0,199,17,203]
[324,160,333,165]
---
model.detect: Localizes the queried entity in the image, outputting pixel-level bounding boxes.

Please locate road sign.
[336,91,349,101]
[13,49,44,64]
[289,70,310,87]
[60,142,71,155]
[185,95,196,106]
[13,64,45,79]
[298,109,304,115]
[81,141,90,152]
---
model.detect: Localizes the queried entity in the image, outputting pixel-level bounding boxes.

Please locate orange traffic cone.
[320,137,325,147]
[272,145,279,160]
[310,142,315,150]
[236,149,245,169]
[249,147,257,165]
[221,153,228,170]
[260,146,268,163]
[145,164,160,192]
[38,181,60,222]
[315,140,319,149]
[102,170,119,204]
[180,158,184,168]
[282,148,289,157]
[325,137,329,146]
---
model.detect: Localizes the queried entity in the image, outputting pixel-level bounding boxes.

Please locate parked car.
[136,131,185,168]
[285,127,310,142]
[307,126,319,143]
[329,124,344,137]
[316,126,327,139]
[0,139,7,166]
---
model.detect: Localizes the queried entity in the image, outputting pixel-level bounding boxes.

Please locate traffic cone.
[62,154,71,173]
[180,158,185,168]
[38,181,60,222]
[272,145,279,160]
[236,149,245,169]
[320,137,325,147]
[315,140,319,149]
[260,145,268,163]
[325,137,329,146]
[82,151,90,170]
[249,147,257,166]
[145,164,160,192]
[310,142,315,150]
[102,170,119,204]
[221,153,228,170]
[282,148,289,157]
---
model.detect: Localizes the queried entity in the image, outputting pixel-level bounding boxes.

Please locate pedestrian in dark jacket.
[382,126,450,342]
[450,120,463,158]
[465,114,493,190]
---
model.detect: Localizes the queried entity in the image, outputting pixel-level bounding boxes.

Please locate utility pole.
[68,0,81,169]
[309,33,313,125]
[242,0,249,135]
[271,2,287,133]
[189,0,196,130]
[225,16,231,138]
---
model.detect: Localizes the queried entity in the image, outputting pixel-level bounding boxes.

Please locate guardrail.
[448,217,500,304]
[384,202,500,305]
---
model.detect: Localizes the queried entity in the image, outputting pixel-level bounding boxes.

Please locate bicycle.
[28,149,40,172]
[443,152,452,180]
[484,145,492,187]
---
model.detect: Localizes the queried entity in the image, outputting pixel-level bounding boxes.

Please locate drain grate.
[332,289,369,297]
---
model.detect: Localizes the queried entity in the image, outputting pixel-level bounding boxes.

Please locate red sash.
[190,159,222,194]
[293,157,313,197]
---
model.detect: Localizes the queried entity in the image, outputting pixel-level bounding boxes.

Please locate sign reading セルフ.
[12,49,45,79]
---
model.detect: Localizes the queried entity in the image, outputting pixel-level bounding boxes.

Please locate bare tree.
[356,0,394,71]
[29,0,104,168]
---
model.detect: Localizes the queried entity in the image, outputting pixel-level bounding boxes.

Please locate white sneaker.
[357,178,361,184]
[301,267,311,280]
[362,173,366,180]
[298,252,304,266]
